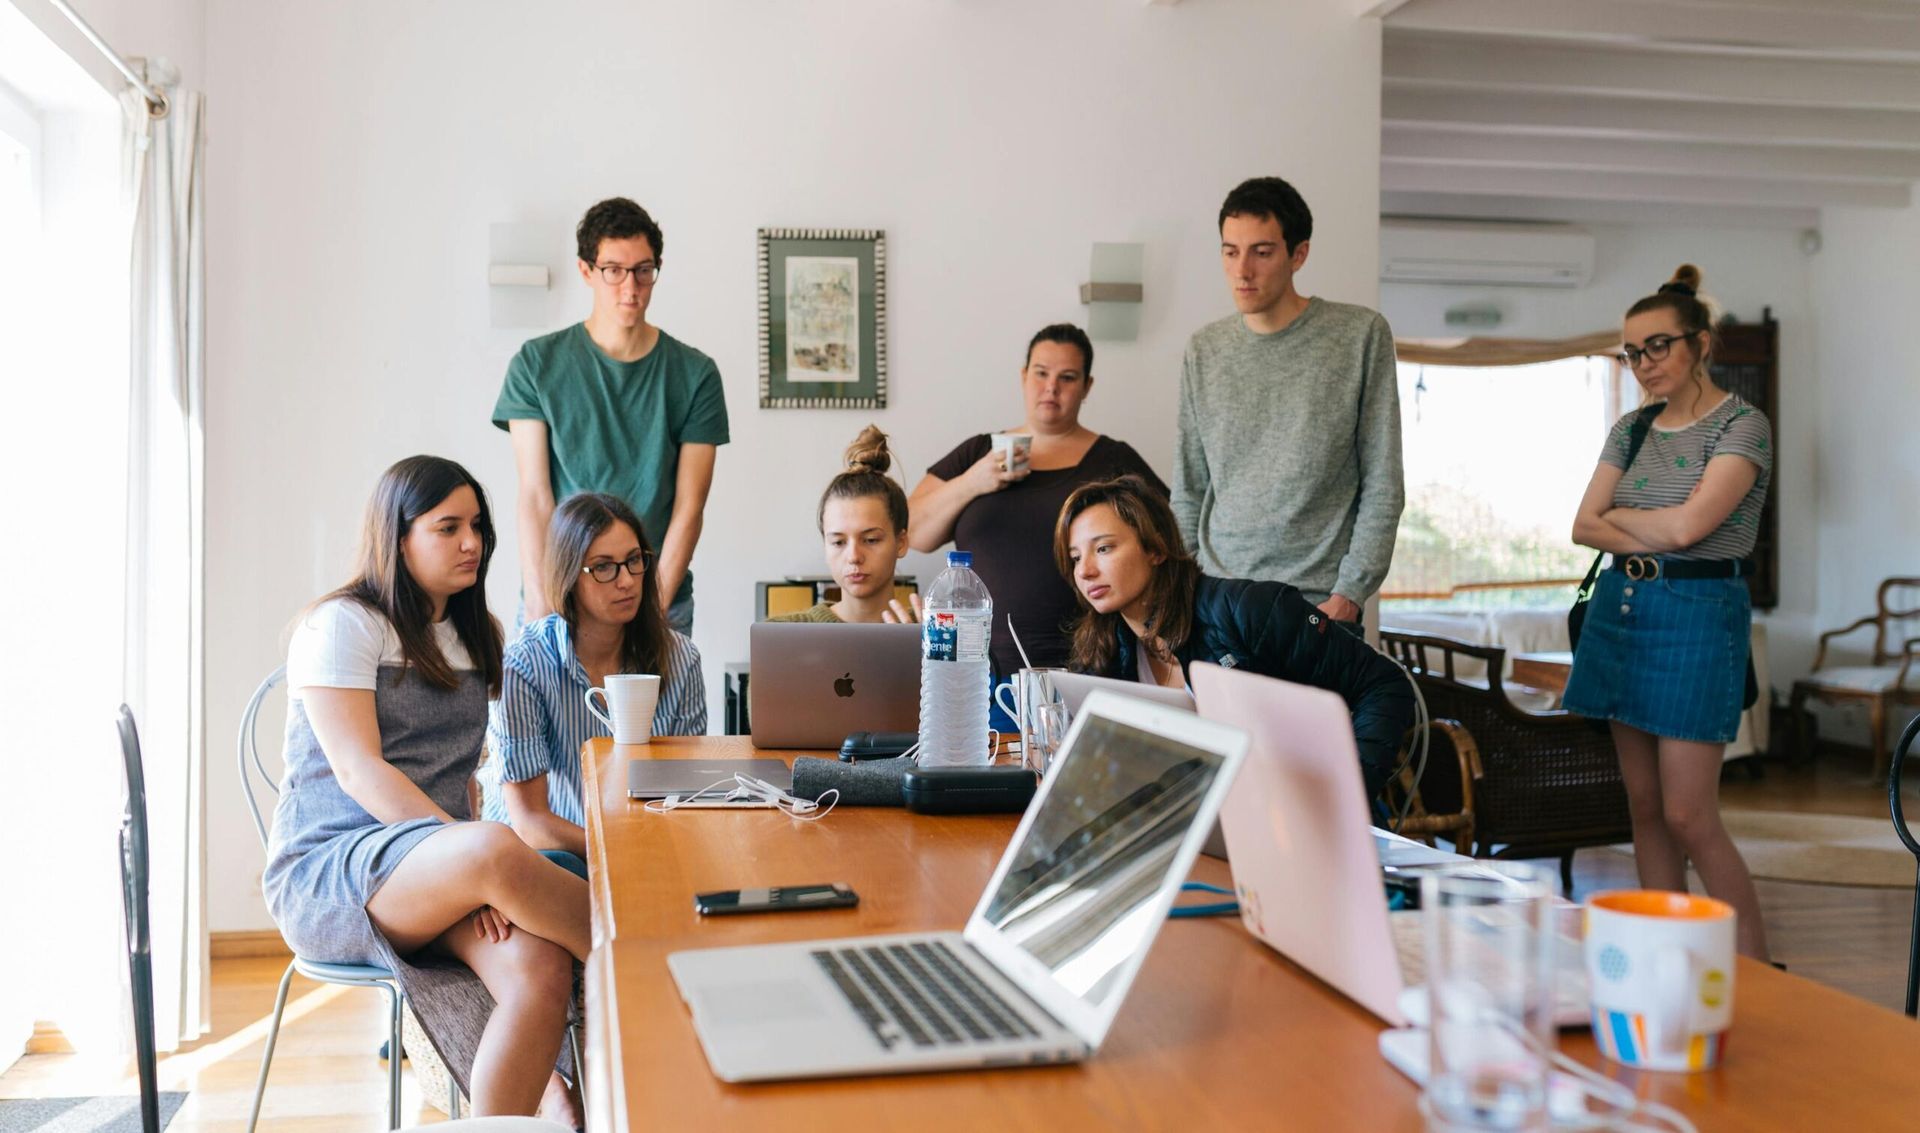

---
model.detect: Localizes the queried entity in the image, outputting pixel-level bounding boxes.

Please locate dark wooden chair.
[1381,630,1633,894]
[1792,576,1920,782]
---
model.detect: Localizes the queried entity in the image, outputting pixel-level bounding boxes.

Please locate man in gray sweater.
[1173,176,1404,624]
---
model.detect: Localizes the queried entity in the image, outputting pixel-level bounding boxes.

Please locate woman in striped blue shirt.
[484,492,706,869]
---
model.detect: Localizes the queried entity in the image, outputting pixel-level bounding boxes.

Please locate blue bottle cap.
[947,551,972,568]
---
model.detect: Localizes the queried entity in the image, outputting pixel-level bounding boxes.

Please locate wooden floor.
[3,753,1914,1130]
[0,956,454,1131]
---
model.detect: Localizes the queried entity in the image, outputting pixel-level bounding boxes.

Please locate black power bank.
[901,766,1039,814]
[839,731,918,761]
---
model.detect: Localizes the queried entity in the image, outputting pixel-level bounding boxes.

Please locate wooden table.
[1511,650,1575,698]
[581,736,1915,1131]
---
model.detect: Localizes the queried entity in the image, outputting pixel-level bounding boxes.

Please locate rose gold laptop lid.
[1189,661,1408,1026]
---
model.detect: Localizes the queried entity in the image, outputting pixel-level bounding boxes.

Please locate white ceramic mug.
[584,673,662,745]
[1585,890,1736,1072]
[989,432,1032,475]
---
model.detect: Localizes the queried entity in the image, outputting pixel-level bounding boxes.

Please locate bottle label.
[924,612,958,662]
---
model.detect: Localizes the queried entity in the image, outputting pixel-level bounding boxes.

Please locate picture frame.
[757,227,888,409]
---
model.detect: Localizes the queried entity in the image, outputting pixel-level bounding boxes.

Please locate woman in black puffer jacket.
[1053,475,1415,799]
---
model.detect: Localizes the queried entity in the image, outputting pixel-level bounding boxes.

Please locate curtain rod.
[41,0,169,119]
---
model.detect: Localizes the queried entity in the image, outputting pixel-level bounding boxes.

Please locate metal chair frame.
[1886,713,1920,1016]
[240,665,425,1129]
[116,707,162,1133]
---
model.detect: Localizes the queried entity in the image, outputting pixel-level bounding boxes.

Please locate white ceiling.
[1380,0,1920,227]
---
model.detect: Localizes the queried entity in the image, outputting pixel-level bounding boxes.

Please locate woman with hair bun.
[774,424,920,624]
[1567,264,1773,960]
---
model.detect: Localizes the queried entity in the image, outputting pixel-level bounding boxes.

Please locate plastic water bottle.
[918,551,993,767]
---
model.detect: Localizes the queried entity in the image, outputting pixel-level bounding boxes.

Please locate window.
[1382,355,1638,611]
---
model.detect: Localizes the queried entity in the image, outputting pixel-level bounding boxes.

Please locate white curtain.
[121,60,208,1051]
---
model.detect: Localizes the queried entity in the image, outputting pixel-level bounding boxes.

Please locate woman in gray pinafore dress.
[263,455,588,1122]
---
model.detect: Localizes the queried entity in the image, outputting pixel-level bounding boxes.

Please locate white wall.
[1379,224,1822,680]
[197,0,1386,931]
[1809,206,1920,694]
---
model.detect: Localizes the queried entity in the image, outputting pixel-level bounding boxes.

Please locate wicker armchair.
[1381,629,1632,894]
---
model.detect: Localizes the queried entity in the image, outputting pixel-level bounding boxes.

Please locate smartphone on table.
[694,883,860,915]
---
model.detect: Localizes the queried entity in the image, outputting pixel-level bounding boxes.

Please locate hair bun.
[842,424,892,477]
[1660,263,1703,297]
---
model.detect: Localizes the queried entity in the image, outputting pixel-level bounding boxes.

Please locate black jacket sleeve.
[1214,580,1417,799]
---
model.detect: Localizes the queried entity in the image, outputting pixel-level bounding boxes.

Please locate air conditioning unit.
[1380,220,1595,288]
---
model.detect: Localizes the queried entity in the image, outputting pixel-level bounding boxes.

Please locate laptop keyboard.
[810,940,1042,1051]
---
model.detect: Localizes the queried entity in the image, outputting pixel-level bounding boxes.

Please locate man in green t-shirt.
[493,198,730,635]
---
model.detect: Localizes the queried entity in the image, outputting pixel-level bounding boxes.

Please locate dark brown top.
[926,434,1168,675]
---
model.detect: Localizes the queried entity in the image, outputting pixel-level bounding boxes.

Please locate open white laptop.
[1189,662,1589,1029]
[749,622,922,748]
[1048,669,1194,715]
[667,690,1250,1082]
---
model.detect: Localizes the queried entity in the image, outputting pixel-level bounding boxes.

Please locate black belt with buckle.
[1609,555,1749,582]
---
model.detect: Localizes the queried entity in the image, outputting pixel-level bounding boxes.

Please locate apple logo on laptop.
[834,672,856,698]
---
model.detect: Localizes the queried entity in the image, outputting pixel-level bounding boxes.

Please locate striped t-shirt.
[1601,393,1772,561]
[481,613,707,826]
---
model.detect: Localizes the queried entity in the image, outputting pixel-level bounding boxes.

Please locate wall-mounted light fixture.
[1081,242,1144,341]
[490,222,555,329]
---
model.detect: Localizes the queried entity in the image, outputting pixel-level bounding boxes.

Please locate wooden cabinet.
[1711,311,1780,610]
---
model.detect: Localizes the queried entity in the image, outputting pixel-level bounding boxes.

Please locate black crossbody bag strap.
[1570,403,1663,645]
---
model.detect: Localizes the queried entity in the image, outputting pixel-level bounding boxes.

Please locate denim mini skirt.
[1562,569,1751,744]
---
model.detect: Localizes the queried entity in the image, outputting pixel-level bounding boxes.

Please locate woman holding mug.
[483,492,706,867]
[773,425,920,625]
[1054,474,1415,800]
[910,324,1166,681]
[1566,264,1771,960]
[265,455,583,1121]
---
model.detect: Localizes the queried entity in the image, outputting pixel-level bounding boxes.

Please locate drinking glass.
[1026,702,1071,776]
[1419,863,1555,1133]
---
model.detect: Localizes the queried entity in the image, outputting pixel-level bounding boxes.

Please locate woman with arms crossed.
[1565,264,1772,960]
[265,456,584,1122]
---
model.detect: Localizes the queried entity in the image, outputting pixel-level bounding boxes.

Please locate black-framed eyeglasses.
[1616,331,1697,368]
[582,549,652,583]
[595,262,660,286]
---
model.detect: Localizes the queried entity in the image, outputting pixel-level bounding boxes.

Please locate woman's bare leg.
[432,915,573,1116]
[1657,737,1770,960]
[365,821,589,960]
[1612,722,1686,892]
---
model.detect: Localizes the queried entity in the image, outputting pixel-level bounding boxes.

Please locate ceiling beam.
[1381,127,1920,182]
[1386,0,1920,60]
[1384,87,1920,150]
[1381,162,1913,207]
[1384,30,1920,111]
[1380,190,1821,230]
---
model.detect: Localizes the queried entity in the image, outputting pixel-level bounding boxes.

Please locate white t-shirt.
[286,597,476,698]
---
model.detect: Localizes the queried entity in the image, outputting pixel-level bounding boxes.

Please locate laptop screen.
[978,712,1228,1011]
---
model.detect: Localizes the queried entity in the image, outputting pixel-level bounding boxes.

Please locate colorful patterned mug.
[1585,890,1736,1072]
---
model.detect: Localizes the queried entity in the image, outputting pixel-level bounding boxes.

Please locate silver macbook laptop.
[1189,662,1589,1028]
[749,622,922,748]
[667,691,1250,1082]
[1047,671,1231,856]
[627,758,794,803]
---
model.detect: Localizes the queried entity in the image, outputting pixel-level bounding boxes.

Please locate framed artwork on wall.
[757,227,888,409]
